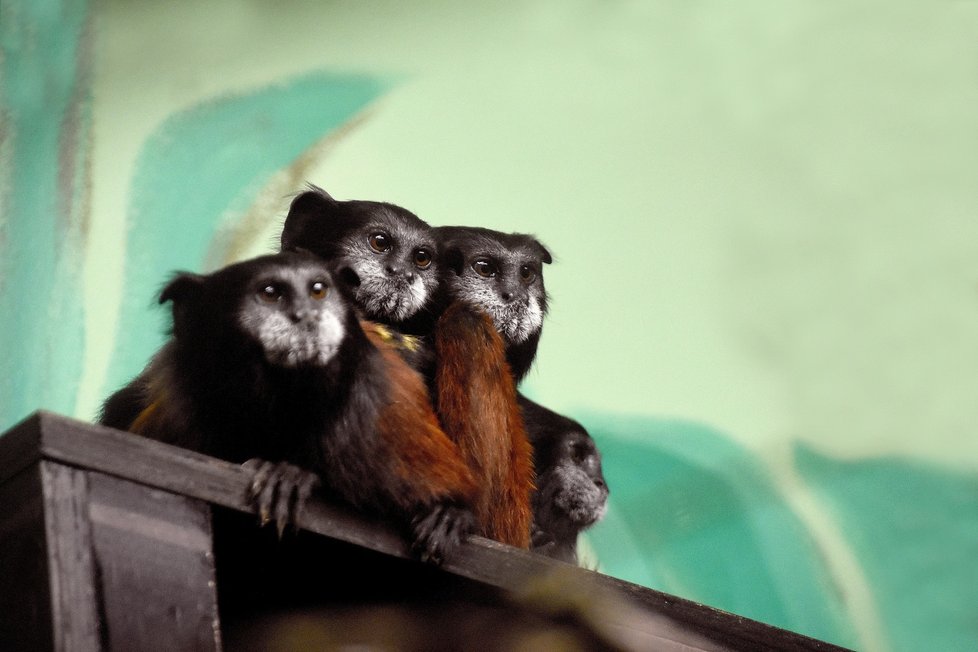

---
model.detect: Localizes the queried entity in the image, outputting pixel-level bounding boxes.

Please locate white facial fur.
[350,260,428,322]
[446,275,544,344]
[335,209,438,322]
[444,237,548,344]
[238,265,346,368]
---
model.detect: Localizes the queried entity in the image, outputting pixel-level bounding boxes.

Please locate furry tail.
[434,302,534,547]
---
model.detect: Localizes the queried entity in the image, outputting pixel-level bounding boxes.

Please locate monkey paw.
[410,503,476,565]
[242,459,321,538]
[531,524,556,549]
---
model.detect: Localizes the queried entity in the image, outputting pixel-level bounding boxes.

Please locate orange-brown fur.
[363,322,479,506]
[433,303,535,547]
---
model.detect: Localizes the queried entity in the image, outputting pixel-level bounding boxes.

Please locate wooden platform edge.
[0,411,853,652]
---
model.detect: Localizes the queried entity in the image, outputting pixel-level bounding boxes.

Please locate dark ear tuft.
[281,186,338,250]
[304,183,335,201]
[442,247,465,276]
[338,266,361,288]
[288,187,337,217]
[159,273,205,305]
[535,240,553,265]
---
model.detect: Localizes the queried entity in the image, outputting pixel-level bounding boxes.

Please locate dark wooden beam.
[0,411,851,652]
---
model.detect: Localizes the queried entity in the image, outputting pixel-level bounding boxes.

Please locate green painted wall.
[796,446,978,651]
[2,2,976,649]
[0,0,91,428]
[106,71,391,391]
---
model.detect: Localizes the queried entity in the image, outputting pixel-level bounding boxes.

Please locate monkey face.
[533,431,609,535]
[448,255,545,344]
[235,259,348,368]
[438,227,551,345]
[334,203,439,323]
[546,465,608,527]
[281,188,439,325]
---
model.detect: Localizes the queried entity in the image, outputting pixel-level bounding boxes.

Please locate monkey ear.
[330,266,362,306]
[303,182,335,201]
[535,240,553,265]
[442,247,466,275]
[337,265,361,288]
[159,273,205,306]
[290,186,337,214]
[280,185,339,250]
[160,273,206,337]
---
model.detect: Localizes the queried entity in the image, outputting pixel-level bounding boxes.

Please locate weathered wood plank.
[39,461,102,652]
[87,473,220,651]
[7,412,412,556]
[0,412,852,652]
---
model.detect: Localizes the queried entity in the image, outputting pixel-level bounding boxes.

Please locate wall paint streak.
[796,445,978,652]
[583,414,857,648]
[0,0,93,431]
[101,72,391,399]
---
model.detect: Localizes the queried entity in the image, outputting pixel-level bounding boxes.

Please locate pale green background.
[2,2,977,650]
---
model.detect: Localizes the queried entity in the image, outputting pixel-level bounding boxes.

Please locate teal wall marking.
[102,71,391,399]
[583,414,857,648]
[0,0,92,431]
[796,445,978,652]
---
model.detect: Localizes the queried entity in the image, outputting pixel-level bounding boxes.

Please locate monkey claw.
[242,458,321,538]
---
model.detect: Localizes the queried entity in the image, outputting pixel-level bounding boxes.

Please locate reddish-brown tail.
[433,303,534,548]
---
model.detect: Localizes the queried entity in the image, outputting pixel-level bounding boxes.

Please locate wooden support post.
[1,444,219,651]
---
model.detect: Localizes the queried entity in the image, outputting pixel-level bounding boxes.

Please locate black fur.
[98,251,473,559]
[435,226,551,382]
[518,394,609,564]
[104,253,360,458]
[99,376,149,433]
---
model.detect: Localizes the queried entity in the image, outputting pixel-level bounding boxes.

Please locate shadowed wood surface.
[0,411,851,651]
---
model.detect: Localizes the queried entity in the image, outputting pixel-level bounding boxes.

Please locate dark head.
[160,251,354,369]
[280,186,439,327]
[519,396,609,539]
[436,226,552,380]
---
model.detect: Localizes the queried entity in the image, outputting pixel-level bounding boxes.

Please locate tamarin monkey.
[98,251,477,563]
[280,186,440,336]
[434,226,610,564]
[518,395,609,564]
[280,189,534,548]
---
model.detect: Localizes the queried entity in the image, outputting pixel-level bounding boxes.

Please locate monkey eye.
[472,259,497,278]
[258,283,284,303]
[413,248,433,269]
[309,280,329,300]
[519,264,536,284]
[569,440,591,463]
[368,232,392,253]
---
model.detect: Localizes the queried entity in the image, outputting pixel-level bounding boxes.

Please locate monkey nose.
[500,291,514,303]
[290,307,315,323]
[385,264,401,276]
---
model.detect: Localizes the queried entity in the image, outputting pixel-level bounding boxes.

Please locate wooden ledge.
[0,411,850,652]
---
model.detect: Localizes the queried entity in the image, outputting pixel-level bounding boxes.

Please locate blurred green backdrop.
[3,1,977,650]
